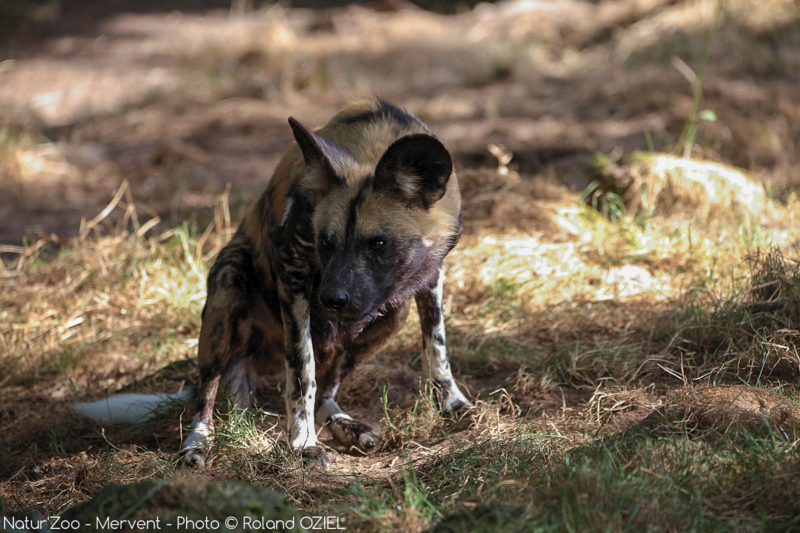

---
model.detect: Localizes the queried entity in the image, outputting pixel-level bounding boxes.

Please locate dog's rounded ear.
[289,117,350,191]
[374,134,453,209]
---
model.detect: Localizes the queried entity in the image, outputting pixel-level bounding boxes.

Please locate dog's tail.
[71,389,194,424]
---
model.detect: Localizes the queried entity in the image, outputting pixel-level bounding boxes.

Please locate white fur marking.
[424,269,470,410]
[292,298,313,352]
[317,398,349,423]
[71,389,194,424]
[281,197,294,225]
[286,297,318,450]
[429,270,450,381]
[182,417,211,452]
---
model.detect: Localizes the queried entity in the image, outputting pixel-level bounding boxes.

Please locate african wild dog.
[180,99,473,466]
[73,100,471,466]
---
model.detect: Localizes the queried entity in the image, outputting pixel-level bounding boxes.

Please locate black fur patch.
[273,194,317,294]
[342,100,424,132]
[374,134,453,209]
[245,326,264,356]
[208,242,256,293]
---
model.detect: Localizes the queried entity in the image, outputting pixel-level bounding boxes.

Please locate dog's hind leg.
[180,372,220,468]
[415,268,472,413]
[180,237,276,467]
[180,358,258,467]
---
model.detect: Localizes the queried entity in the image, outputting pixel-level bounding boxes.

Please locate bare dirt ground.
[1,0,800,530]
[2,0,797,245]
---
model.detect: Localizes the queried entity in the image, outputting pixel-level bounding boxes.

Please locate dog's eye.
[369,238,385,251]
[319,235,335,252]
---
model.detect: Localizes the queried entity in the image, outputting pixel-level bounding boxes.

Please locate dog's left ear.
[374,134,453,209]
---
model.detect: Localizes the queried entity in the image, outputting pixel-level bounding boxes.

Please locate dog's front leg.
[279,292,324,460]
[415,268,472,413]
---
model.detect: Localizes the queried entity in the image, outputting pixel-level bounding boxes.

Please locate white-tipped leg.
[180,413,212,468]
[280,294,326,464]
[180,373,220,468]
[285,358,319,451]
[416,269,473,413]
[318,398,381,452]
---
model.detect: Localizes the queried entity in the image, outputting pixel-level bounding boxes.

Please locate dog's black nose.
[320,289,349,311]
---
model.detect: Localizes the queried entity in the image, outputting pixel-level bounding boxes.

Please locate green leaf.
[699,109,717,122]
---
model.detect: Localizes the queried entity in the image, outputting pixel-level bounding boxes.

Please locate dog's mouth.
[324,306,372,323]
[317,299,379,323]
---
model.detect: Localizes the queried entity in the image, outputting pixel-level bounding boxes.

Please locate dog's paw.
[300,445,331,469]
[440,389,474,417]
[432,379,473,416]
[329,416,382,453]
[444,396,474,414]
[179,446,209,469]
[357,427,381,451]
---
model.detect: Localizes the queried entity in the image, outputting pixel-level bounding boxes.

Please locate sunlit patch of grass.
[449,188,784,332]
[0,192,232,391]
[443,159,798,396]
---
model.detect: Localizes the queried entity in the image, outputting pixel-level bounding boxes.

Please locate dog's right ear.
[289,118,350,192]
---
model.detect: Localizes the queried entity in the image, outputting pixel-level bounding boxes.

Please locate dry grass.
[653,247,800,384]
[2,0,800,530]
[2,147,798,527]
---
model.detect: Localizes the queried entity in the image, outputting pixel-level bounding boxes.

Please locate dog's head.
[289,118,461,321]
